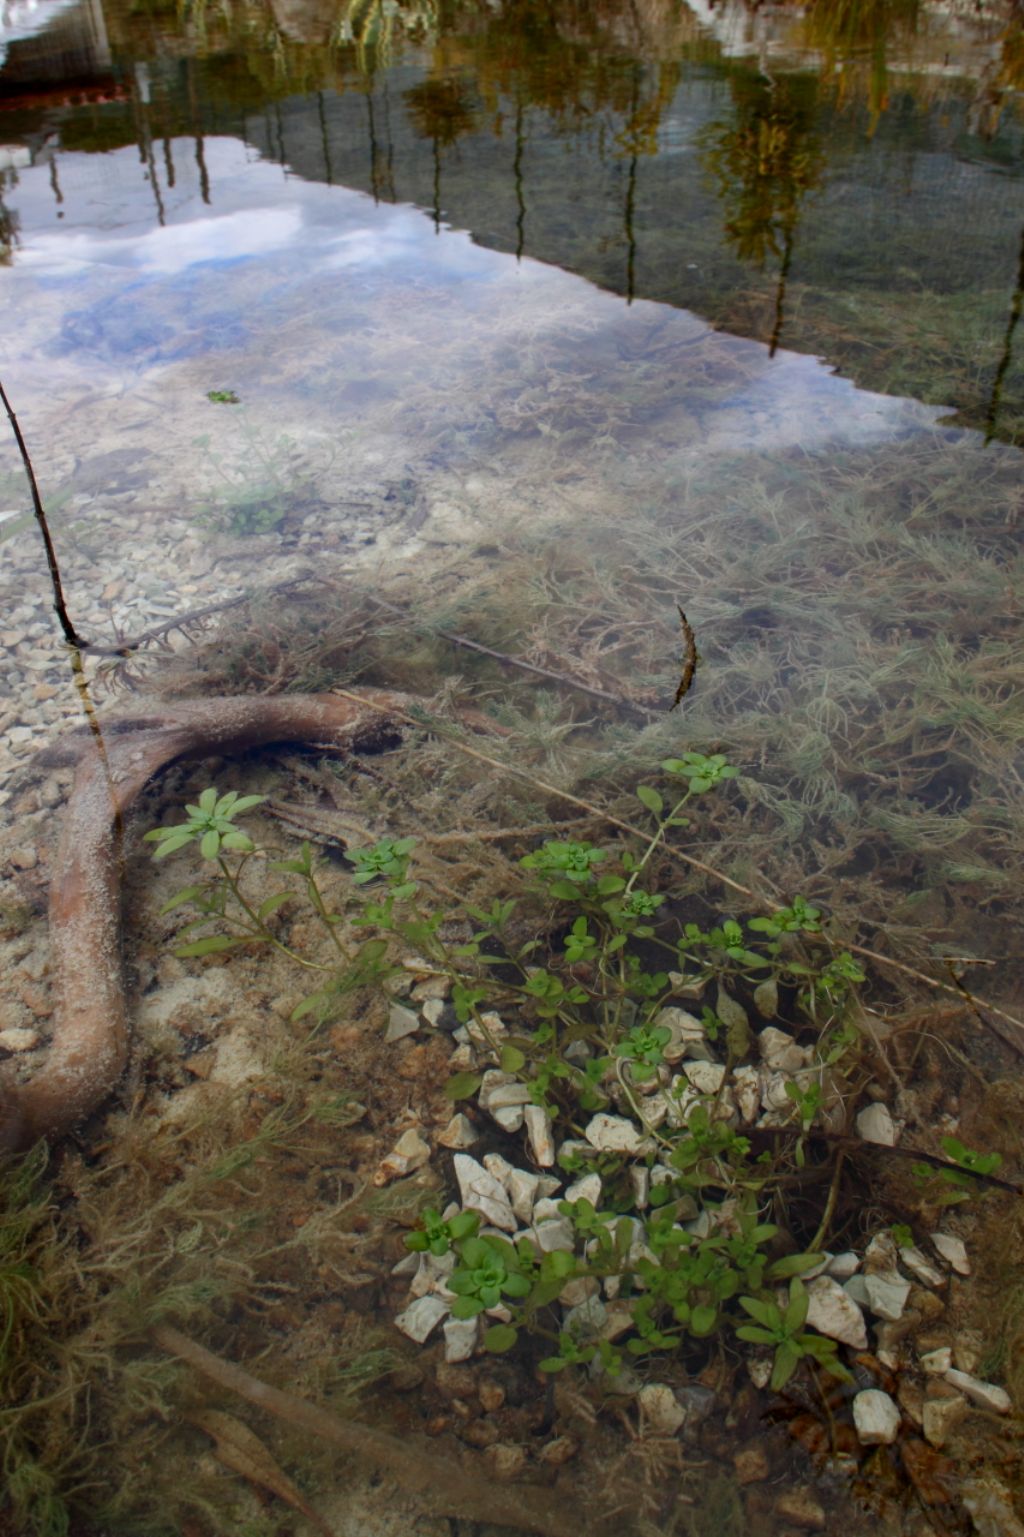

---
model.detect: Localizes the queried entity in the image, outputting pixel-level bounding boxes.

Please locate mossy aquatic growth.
[0,1086,401,1537]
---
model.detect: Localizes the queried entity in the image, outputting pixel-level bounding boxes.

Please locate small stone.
[805,1276,868,1349]
[482,1153,515,1187]
[732,1065,760,1123]
[524,1105,555,1166]
[374,1127,431,1184]
[436,1362,477,1397]
[532,1212,574,1253]
[900,1246,946,1289]
[845,1272,910,1322]
[856,1103,897,1146]
[963,1478,1024,1537]
[563,1296,607,1339]
[654,1006,706,1061]
[401,954,439,976]
[8,846,37,871]
[676,1385,717,1436]
[747,1358,773,1389]
[638,1383,685,1435]
[467,1010,508,1047]
[923,1394,968,1448]
[759,1027,812,1072]
[385,1002,421,1042]
[953,1330,983,1374]
[491,1105,525,1132]
[930,1232,970,1275]
[0,1027,40,1052]
[478,1379,506,1413]
[733,1445,770,1484]
[584,1113,648,1153]
[760,1071,794,1112]
[564,1173,602,1207]
[453,1155,516,1231]
[409,1250,456,1298]
[462,1419,500,1448]
[682,1059,727,1095]
[560,1276,600,1307]
[943,1368,1011,1414]
[853,1389,901,1445]
[908,1286,946,1322]
[599,1301,635,1341]
[538,1437,577,1466]
[774,1487,826,1530]
[507,1168,541,1223]
[421,997,446,1028]
[411,975,449,1002]
[395,1295,449,1343]
[897,1378,925,1426]
[483,1443,526,1480]
[826,1251,860,1280]
[437,1114,479,1149]
[920,1347,953,1375]
[479,1070,531,1111]
[630,1166,650,1208]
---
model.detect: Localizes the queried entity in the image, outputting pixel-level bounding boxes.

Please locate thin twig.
[754,1127,1023,1197]
[809,1152,845,1252]
[367,593,660,716]
[845,942,1024,1057]
[1,378,86,648]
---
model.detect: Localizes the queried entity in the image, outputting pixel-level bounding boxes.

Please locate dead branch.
[152,1324,580,1537]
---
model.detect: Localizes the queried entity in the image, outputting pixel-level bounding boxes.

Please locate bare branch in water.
[0,377,88,649]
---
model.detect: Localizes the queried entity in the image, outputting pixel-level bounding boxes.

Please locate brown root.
[152,1323,581,1537]
[0,690,409,1152]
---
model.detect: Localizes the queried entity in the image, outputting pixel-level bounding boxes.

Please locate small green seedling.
[206,389,240,404]
[736,1278,850,1389]
[144,788,264,861]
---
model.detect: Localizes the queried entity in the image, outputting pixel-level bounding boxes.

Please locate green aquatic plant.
[149,753,882,1389]
[736,1277,846,1390]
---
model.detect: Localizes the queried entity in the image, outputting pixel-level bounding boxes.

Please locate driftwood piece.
[154,1324,581,1537]
[0,691,407,1152]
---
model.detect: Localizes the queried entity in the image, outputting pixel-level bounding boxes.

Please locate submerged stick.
[0,691,408,1152]
[152,1324,579,1537]
[670,605,699,711]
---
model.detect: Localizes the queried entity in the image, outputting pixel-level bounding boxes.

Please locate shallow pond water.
[1,2,1023,1535]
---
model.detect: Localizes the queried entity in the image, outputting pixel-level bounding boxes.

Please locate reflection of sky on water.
[0,133,946,449]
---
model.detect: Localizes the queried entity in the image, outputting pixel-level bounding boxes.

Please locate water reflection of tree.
[0,173,21,266]
[404,75,477,229]
[701,72,823,353]
[803,0,920,127]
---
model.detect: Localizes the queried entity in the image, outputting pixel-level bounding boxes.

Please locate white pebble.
[852,1389,901,1445]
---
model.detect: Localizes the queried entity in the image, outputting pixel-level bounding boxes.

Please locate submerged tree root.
[152,1324,581,1537]
[0,691,409,1152]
